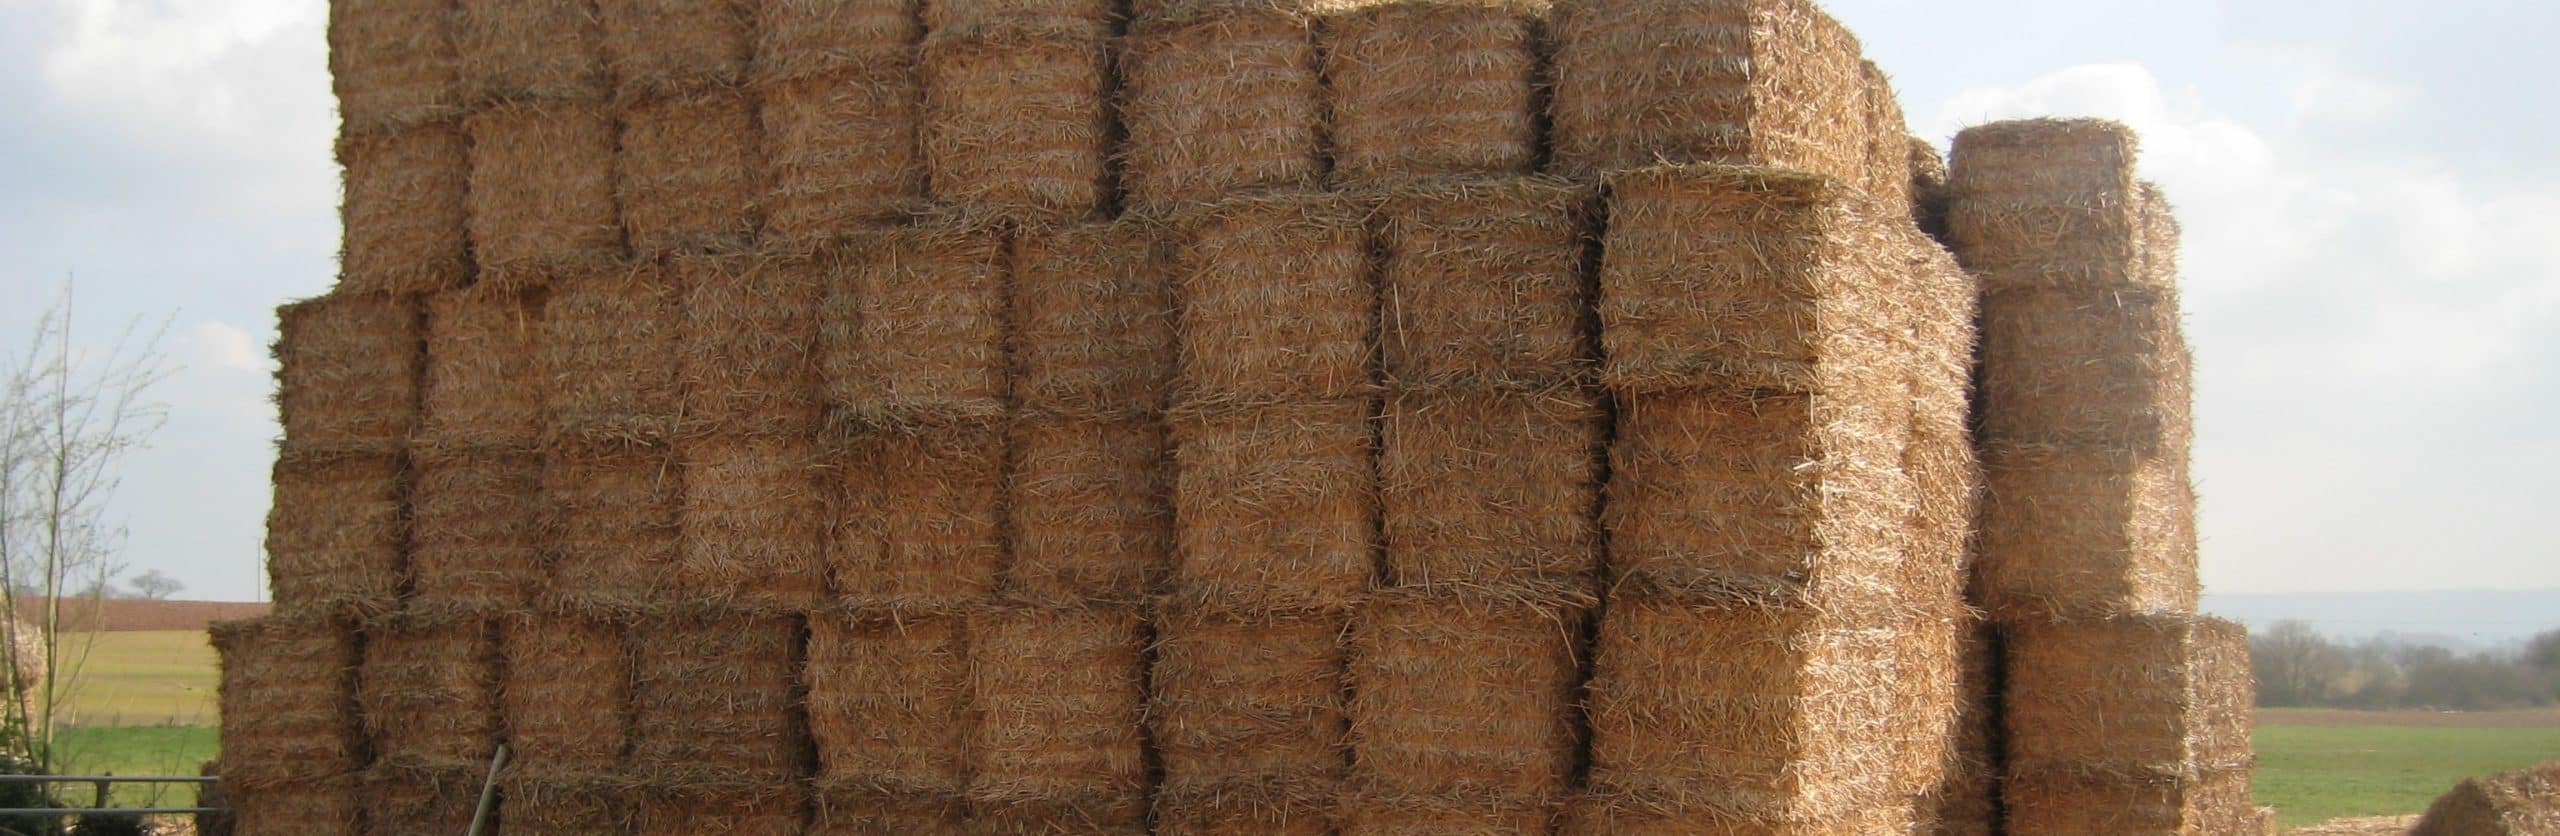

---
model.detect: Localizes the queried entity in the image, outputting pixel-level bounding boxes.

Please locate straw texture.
[680,250,824,437]
[2414,762,2560,836]
[968,605,1150,831]
[275,292,420,452]
[927,0,1116,32]
[677,433,827,612]
[600,0,755,98]
[541,439,679,616]
[1945,119,2147,291]
[453,0,609,102]
[830,423,1007,616]
[1011,218,1175,416]
[920,24,1111,220]
[465,98,623,287]
[336,123,471,296]
[756,0,917,84]
[2002,614,2252,776]
[362,762,488,836]
[620,88,765,255]
[1174,191,1373,405]
[420,284,547,449]
[1974,443,2198,618]
[407,446,542,615]
[329,0,461,133]
[1151,604,1348,833]
[1550,0,1872,185]
[1120,8,1323,213]
[629,614,808,780]
[1320,1,1540,185]
[501,768,633,835]
[807,613,970,800]
[1346,591,1583,827]
[1977,281,2190,451]
[542,263,682,444]
[635,781,808,836]
[499,614,629,769]
[359,614,501,765]
[1375,177,1592,390]
[229,775,360,836]
[1006,416,1172,606]
[758,67,926,243]
[1380,389,1602,592]
[211,616,362,788]
[1169,398,1376,614]
[826,223,1010,427]
[265,448,404,618]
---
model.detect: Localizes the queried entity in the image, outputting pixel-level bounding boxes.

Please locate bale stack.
[1946,118,2256,833]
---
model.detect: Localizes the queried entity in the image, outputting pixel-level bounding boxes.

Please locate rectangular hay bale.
[756,0,918,83]
[1174,191,1372,404]
[920,25,1110,220]
[1375,177,1590,389]
[465,99,623,286]
[361,762,486,836]
[756,67,926,243]
[1975,443,2197,619]
[807,613,970,798]
[825,223,1009,426]
[2001,765,2254,836]
[336,122,471,296]
[1944,118,2148,290]
[540,439,679,616]
[358,615,500,765]
[925,0,1114,33]
[1977,281,2192,451]
[619,88,765,255]
[601,0,755,97]
[408,446,543,614]
[542,263,683,443]
[265,448,404,618]
[420,284,547,448]
[229,774,360,836]
[814,781,968,833]
[677,434,827,612]
[636,782,808,836]
[211,616,362,788]
[967,605,1150,830]
[1120,9,1323,213]
[453,0,609,102]
[1007,415,1171,606]
[275,292,420,452]
[1150,605,1348,833]
[1319,1,1539,184]
[1346,592,1582,821]
[681,250,824,436]
[1169,399,1375,614]
[500,768,633,836]
[1011,218,1175,415]
[1549,0,1873,184]
[830,423,1007,615]
[629,614,808,779]
[329,0,461,132]
[1380,389,1602,591]
[2001,614,2252,776]
[500,614,630,769]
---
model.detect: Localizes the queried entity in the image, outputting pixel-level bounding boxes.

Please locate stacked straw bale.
[211,617,363,834]
[2413,762,2560,836]
[1120,0,1325,212]
[1319,0,1544,186]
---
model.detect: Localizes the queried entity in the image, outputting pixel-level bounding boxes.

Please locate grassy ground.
[48,630,218,728]
[2257,708,2560,828]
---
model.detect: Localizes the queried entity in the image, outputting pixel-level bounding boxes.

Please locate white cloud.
[187,320,265,373]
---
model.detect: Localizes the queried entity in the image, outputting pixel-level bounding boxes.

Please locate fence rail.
[0,773,222,815]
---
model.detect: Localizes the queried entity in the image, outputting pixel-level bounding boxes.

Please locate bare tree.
[127,570,182,601]
[0,283,169,766]
[2251,619,2349,706]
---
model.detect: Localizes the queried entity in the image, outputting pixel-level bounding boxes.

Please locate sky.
[1,0,2555,603]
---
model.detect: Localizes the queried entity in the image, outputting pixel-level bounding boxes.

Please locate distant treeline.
[2251,620,2560,710]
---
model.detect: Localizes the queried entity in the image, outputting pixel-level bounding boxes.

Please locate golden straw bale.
[274,292,420,452]
[629,614,807,779]
[359,614,501,765]
[830,423,1007,616]
[1173,191,1372,405]
[813,781,968,833]
[1910,136,1950,241]
[265,448,404,618]
[465,99,623,288]
[1549,0,1872,183]
[1375,177,1592,390]
[360,761,485,836]
[1597,165,1912,395]
[1578,597,1943,830]
[1380,389,1602,592]
[329,0,460,133]
[1341,792,1552,836]
[677,434,827,612]
[825,223,1009,427]
[1012,218,1176,416]
[1347,591,1583,816]
[967,605,1150,831]
[601,0,755,98]
[1944,118,2147,290]
[500,767,633,836]
[335,123,470,296]
[228,774,359,836]
[1903,245,1981,609]
[757,67,926,244]
[2414,762,2560,836]
[1920,621,2001,836]
[2002,614,2252,777]
[408,446,543,615]
[453,0,609,102]
[806,613,970,798]
[2000,765,2254,836]
[1320,1,1539,185]
[499,614,629,769]
[636,781,808,836]
[921,24,1110,220]
[619,88,765,256]
[210,616,362,788]
[1006,416,1171,606]
[421,284,547,449]
[1120,9,1323,213]
[680,250,825,437]
[1858,61,1913,213]
[1974,443,2197,619]
[542,263,682,444]
[927,0,1115,33]
[756,0,917,84]
[1563,796,1919,835]
[1169,399,1376,614]
[540,439,679,616]
[1604,389,1927,615]
[1150,604,1348,833]
[1977,282,2191,451]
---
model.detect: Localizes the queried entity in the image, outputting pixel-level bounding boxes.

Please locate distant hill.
[9,599,270,632]
[2202,589,2560,647]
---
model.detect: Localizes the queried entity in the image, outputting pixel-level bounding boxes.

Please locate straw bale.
[825,223,1009,427]
[636,781,808,836]
[2000,765,2254,836]
[1920,620,2001,836]
[1007,415,1172,606]
[227,774,359,836]
[1347,591,1582,814]
[265,448,404,618]
[329,0,460,133]
[1380,389,1601,592]
[1341,791,1553,836]
[1977,282,2191,451]
[274,292,420,452]
[420,284,547,449]
[1597,165,1911,396]
[358,615,501,764]
[680,250,825,437]
[1974,443,2198,619]
[1605,389,1925,615]
[1563,795,1920,835]
[542,263,682,443]
[806,613,970,797]
[1903,244,1981,609]
[830,423,1006,615]
[967,605,1149,830]
[1375,177,1592,390]
[601,0,755,98]
[813,781,968,833]
[928,0,1115,33]
[1549,0,1872,184]
[677,434,827,612]
[1910,137,1950,242]
[1120,9,1323,213]
[499,767,632,836]
[2414,762,2560,836]
[1012,218,1176,415]
[335,122,470,296]
[1169,399,1376,614]
[499,614,629,769]
[619,88,765,255]
[757,67,926,244]
[1173,191,1373,405]
[453,0,609,102]
[1320,1,1539,185]
[408,446,543,614]
[540,439,678,616]
[1151,605,1348,833]
[629,614,807,779]
[1858,61,1913,212]
[1944,118,2148,290]
[360,761,486,836]
[2002,614,2252,776]
[1578,597,1940,828]
[920,24,1111,221]
[465,99,622,288]
[211,616,362,788]
[756,0,917,84]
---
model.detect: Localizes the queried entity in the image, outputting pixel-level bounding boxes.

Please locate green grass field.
[2255,708,2560,828]
[49,630,218,728]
